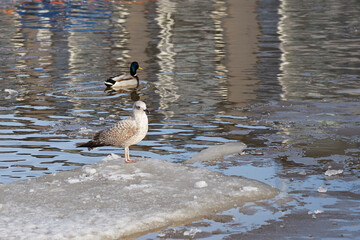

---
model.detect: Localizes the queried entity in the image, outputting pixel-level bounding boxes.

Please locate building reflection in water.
[153,0,178,120]
[4,0,261,117]
[223,0,260,108]
[9,1,72,121]
[277,0,360,101]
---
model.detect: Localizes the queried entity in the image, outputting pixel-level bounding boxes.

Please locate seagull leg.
[124,146,136,163]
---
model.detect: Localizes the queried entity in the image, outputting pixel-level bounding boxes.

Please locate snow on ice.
[194,180,208,189]
[0,155,278,239]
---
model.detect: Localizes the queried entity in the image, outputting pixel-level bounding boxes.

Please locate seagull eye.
[136,106,141,109]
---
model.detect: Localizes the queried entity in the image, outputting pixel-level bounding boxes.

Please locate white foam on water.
[0,156,278,239]
[186,142,247,163]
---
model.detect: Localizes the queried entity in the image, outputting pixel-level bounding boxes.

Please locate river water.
[0,0,359,239]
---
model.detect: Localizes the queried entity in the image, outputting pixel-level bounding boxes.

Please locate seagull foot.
[125,158,137,163]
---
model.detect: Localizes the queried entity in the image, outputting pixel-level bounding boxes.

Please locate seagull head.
[133,101,149,114]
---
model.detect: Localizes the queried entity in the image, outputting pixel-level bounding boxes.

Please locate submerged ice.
[186,142,247,163]
[0,155,278,239]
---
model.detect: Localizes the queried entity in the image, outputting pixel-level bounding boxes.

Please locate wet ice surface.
[186,142,246,163]
[0,155,278,239]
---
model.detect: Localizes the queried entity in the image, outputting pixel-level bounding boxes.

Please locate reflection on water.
[0,0,252,183]
[152,0,178,119]
[274,0,360,165]
[0,0,359,238]
[278,0,360,101]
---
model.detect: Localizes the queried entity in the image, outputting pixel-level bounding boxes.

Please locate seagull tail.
[77,141,104,151]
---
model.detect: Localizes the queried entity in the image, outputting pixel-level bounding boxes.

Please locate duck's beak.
[144,109,150,114]
[138,67,143,70]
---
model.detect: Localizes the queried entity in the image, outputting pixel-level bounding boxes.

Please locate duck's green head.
[130,61,142,76]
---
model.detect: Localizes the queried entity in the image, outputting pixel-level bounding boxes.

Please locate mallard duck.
[78,101,149,163]
[104,61,143,88]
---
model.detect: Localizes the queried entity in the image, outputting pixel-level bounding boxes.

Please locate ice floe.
[4,89,18,95]
[184,228,202,238]
[78,127,94,136]
[314,209,324,214]
[186,142,246,163]
[4,89,19,99]
[317,186,328,193]
[0,155,278,240]
[308,209,324,219]
[324,169,343,176]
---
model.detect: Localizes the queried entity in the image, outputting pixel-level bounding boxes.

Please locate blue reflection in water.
[0,0,236,183]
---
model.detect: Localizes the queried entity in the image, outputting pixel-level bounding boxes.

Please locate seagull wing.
[97,117,138,147]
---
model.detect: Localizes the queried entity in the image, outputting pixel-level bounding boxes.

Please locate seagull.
[78,101,149,163]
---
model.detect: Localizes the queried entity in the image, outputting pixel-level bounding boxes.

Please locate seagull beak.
[144,109,150,114]
[138,67,143,70]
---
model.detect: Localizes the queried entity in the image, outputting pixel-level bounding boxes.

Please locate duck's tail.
[104,78,116,87]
